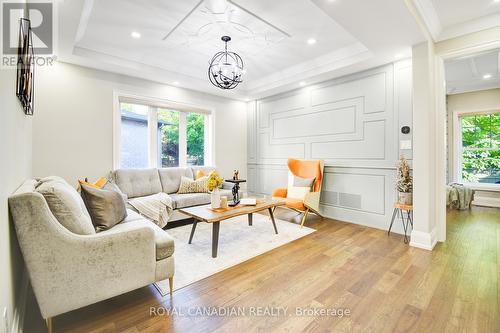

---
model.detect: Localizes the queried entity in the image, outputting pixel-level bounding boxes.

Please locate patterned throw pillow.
[177,176,209,194]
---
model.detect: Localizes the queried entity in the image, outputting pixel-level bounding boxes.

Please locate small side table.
[388,203,413,244]
[225,179,246,206]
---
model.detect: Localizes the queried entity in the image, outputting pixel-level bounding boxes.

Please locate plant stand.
[388,203,413,244]
[225,179,246,206]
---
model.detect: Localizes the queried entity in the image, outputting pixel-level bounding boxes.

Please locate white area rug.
[154,214,315,295]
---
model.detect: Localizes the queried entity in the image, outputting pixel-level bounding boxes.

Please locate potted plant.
[396,156,413,205]
[207,171,224,209]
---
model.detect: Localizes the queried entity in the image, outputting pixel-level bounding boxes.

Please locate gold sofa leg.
[169,277,174,296]
[46,317,53,333]
[300,209,310,228]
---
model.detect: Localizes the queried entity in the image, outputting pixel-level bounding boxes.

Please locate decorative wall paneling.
[248,61,413,234]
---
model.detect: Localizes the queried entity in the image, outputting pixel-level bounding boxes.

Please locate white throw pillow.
[286,186,311,200]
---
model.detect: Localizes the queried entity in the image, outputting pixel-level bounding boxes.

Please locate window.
[458,112,499,184]
[116,97,210,169]
[158,108,179,167]
[120,103,149,169]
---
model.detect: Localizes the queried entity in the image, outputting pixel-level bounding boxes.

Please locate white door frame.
[434,40,500,242]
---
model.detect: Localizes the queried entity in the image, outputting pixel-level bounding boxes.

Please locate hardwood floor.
[24,206,499,332]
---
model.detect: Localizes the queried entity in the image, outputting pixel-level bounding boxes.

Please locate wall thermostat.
[401,126,410,134]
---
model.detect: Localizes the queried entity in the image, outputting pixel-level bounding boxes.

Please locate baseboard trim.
[410,228,437,251]
[11,268,28,333]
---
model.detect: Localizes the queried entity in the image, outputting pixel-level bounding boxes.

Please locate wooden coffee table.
[179,198,285,258]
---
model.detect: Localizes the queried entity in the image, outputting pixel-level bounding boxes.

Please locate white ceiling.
[75,0,359,85]
[432,0,500,27]
[445,48,500,94]
[414,0,500,41]
[56,0,427,100]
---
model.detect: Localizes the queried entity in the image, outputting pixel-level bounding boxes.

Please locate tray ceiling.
[58,0,427,99]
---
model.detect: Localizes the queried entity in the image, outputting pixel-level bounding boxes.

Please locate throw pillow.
[102,180,128,202]
[287,175,315,200]
[36,179,96,235]
[293,176,315,188]
[80,183,127,232]
[78,177,107,188]
[287,186,311,200]
[195,170,206,179]
[177,176,209,194]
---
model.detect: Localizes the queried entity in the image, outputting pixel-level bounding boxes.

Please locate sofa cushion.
[117,217,174,260]
[158,167,193,194]
[36,178,95,235]
[113,169,162,199]
[170,189,233,209]
[123,209,142,222]
[80,183,127,232]
[169,193,210,209]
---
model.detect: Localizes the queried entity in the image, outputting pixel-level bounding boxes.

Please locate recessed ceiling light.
[307,38,317,45]
[173,81,179,85]
[482,74,492,79]
[299,81,306,86]
[493,0,500,3]
[131,31,141,39]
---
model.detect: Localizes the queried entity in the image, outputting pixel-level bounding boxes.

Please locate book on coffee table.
[240,198,257,206]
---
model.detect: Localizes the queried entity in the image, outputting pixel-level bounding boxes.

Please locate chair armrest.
[273,187,288,198]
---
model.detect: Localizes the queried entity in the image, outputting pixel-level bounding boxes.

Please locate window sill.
[463,183,500,192]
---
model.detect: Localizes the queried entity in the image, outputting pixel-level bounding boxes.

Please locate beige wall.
[33,62,247,185]
[0,64,33,330]
[447,88,500,183]
[447,88,500,112]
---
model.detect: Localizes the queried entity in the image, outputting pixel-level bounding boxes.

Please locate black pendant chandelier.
[208,36,244,90]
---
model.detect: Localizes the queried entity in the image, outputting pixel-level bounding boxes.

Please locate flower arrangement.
[396,156,412,193]
[207,171,224,192]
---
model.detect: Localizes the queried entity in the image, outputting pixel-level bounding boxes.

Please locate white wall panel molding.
[311,120,386,161]
[248,61,413,232]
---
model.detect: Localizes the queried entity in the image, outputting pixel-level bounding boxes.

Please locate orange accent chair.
[273,159,325,227]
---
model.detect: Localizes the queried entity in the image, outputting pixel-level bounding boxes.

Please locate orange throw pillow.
[195,170,206,180]
[78,177,107,189]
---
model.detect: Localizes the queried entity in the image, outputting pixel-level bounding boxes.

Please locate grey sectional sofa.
[112,166,233,222]
[8,166,231,332]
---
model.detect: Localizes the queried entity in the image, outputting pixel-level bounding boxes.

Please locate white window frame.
[452,107,500,189]
[113,90,215,170]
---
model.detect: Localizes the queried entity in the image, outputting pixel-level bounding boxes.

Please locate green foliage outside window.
[158,110,205,167]
[461,113,499,184]
[159,109,179,167]
[186,113,205,165]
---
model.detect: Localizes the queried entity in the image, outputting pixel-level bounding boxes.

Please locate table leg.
[248,213,253,226]
[188,220,198,244]
[268,208,278,234]
[212,222,220,258]
[388,208,398,235]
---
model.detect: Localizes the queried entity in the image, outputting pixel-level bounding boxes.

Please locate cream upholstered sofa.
[112,166,233,222]
[8,177,175,333]
[9,166,232,332]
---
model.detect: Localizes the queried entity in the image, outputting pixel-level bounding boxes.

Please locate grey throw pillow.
[293,176,316,188]
[80,184,127,232]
